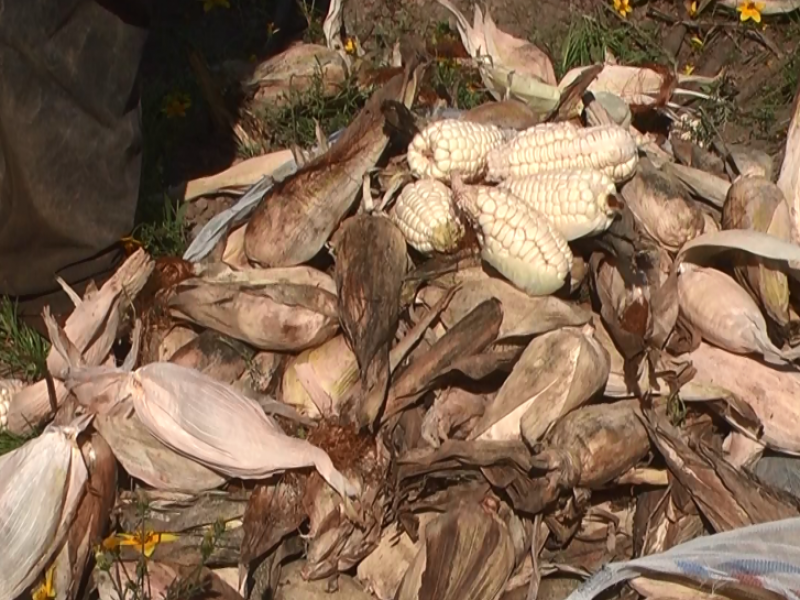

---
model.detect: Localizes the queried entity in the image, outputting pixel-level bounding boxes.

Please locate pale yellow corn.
[454,185,572,296]
[407,119,507,182]
[392,179,464,254]
[498,169,618,241]
[486,122,638,183]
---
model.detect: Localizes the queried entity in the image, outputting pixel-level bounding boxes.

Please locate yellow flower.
[161,92,192,118]
[31,567,56,600]
[613,0,633,17]
[202,0,230,11]
[102,529,179,559]
[689,0,698,15]
[690,35,704,48]
[737,1,765,22]
[683,64,695,75]
[344,37,357,55]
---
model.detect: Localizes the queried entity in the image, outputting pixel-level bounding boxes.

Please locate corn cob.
[0,388,9,431]
[486,122,638,183]
[391,179,464,254]
[452,179,572,296]
[498,169,619,241]
[407,119,507,182]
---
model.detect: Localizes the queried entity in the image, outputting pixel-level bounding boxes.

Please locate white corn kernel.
[499,169,619,241]
[454,184,572,296]
[392,179,465,254]
[407,120,507,182]
[486,122,638,183]
[0,389,9,431]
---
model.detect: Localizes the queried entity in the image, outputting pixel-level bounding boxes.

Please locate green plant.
[0,297,49,381]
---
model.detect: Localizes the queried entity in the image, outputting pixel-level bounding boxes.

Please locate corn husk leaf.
[470,324,609,443]
[244,61,422,266]
[119,362,360,498]
[779,82,800,243]
[332,214,407,428]
[94,405,227,492]
[643,404,800,532]
[661,162,730,208]
[722,177,792,327]
[435,0,558,111]
[394,502,516,600]
[192,263,338,294]
[529,400,651,499]
[157,326,199,362]
[97,560,244,600]
[51,432,116,600]
[417,276,592,341]
[242,43,348,109]
[685,342,800,454]
[0,419,89,600]
[170,330,252,385]
[168,280,339,352]
[181,149,294,201]
[422,386,492,447]
[383,298,502,421]
[620,161,705,251]
[677,263,797,363]
[460,99,541,130]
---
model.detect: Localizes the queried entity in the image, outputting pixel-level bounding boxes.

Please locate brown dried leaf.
[383,298,502,421]
[779,81,800,242]
[244,62,422,266]
[168,280,339,352]
[334,215,407,428]
[460,99,541,130]
[643,405,800,532]
[395,502,516,600]
[531,399,651,491]
[417,277,591,341]
[240,479,305,568]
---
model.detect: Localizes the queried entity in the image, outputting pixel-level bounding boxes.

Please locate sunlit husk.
[471,324,609,443]
[0,422,89,600]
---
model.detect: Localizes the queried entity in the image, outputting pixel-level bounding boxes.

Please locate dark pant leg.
[0,0,151,310]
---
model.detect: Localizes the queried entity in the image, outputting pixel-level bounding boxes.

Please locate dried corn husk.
[422,387,492,447]
[244,63,421,266]
[282,335,359,419]
[0,419,89,600]
[470,324,609,443]
[157,326,199,362]
[169,330,251,385]
[686,342,800,454]
[661,162,730,208]
[109,362,360,498]
[94,406,227,492]
[722,176,792,327]
[435,0,559,111]
[394,502,516,600]
[677,263,798,364]
[168,279,339,352]
[779,84,800,243]
[49,432,116,600]
[193,263,338,294]
[47,249,154,378]
[620,161,704,250]
[416,273,592,340]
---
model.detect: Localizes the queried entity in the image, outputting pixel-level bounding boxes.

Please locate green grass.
[0,297,49,382]
[430,58,491,110]
[0,428,41,457]
[258,71,371,150]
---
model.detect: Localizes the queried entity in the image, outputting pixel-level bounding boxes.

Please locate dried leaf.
[334,215,407,427]
[170,330,252,384]
[244,63,421,266]
[395,502,516,600]
[169,280,339,352]
[471,324,609,443]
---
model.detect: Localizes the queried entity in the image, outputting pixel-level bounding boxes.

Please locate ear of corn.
[392,179,465,253]
[407,119,508,182]
[453,183,572,296]
[486,122,638,183]
[0,422,89,600]
[498,169,619,240]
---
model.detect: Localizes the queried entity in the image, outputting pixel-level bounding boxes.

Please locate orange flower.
[737,1,765,22]
[102,529,178,558]
[613,0,633,17]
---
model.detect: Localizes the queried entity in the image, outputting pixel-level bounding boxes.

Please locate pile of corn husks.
[6,3,800,600]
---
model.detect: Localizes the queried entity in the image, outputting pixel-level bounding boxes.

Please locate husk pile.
[4,7,800,600]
